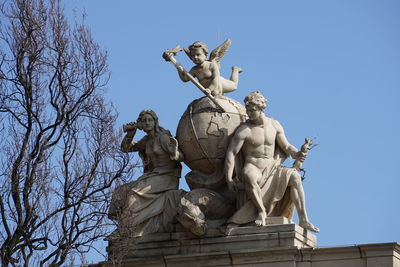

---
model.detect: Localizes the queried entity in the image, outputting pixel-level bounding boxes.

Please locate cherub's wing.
[209,39,231,63]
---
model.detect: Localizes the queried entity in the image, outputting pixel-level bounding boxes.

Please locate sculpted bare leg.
[289,172,319,232]
[230,66,243,83]
[220,66,243,93]
[243,164,266,226]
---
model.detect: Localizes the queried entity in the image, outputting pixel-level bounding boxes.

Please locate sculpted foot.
[299,221,320,232]
[232,66,243,73]
[254,211,267,226]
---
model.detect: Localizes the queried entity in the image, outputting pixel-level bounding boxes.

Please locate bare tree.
[0,0,133,265]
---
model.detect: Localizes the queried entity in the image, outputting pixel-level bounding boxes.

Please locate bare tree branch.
[0,0,135,265]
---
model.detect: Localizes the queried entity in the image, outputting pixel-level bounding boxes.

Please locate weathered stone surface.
[176,188,235,236]
[94,242,400,267]
[106,223,317,261]
[266,216,293,225]
[176,95,246,183]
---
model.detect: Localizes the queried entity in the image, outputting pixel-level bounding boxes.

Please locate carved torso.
[123,133,179,172]
[190,61,219,89]
[242,117,278,171]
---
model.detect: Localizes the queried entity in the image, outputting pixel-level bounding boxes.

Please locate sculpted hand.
[124,122,137,138]
[204,88,212,95]
[177,65,185,73]
[295,151,307,163]
[167,137,180,160]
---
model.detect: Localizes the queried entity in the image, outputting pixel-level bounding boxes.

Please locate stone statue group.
[108,40,319,239]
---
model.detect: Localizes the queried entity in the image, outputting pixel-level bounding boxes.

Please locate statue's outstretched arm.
[274,120,299,159]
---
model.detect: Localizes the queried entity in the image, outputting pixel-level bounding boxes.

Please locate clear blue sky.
[65,0,400,263]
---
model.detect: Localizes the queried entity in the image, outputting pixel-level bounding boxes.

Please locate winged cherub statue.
[176,40,242,96]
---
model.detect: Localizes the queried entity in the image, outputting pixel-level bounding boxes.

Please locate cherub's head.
[187,41,208,64]
[244,91,267,122]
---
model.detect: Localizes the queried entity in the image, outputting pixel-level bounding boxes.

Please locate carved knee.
[290,172,302,188]
[242,173,258,188]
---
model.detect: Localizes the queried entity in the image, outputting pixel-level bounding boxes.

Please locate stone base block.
[265,216,292,225]
[106,222,316,261]
[94,242,400,267]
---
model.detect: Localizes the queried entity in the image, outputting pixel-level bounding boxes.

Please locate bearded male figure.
[224,91,319,232]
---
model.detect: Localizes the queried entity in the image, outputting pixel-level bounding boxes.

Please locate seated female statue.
[109,110,184,237]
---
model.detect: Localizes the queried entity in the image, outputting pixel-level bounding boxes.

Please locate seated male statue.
[224,91,319,232]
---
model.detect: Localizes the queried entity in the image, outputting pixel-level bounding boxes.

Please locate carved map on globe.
[176,96,247,189]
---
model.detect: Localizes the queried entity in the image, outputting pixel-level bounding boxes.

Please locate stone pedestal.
[94,221,399,267]
[101,221,316,265]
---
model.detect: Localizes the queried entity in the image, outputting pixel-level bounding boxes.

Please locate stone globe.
[176,95,247,182]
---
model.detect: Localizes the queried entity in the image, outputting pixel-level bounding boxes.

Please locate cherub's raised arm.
[177,66,191,82]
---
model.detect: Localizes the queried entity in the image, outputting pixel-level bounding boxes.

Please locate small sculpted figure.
[177,40,242,96]
[109,110,184,237]
[224,91,319,232]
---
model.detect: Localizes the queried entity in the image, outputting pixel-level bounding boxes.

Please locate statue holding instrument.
[163,39,242,97]
[108,110,185,237]
[224,91,319,232]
